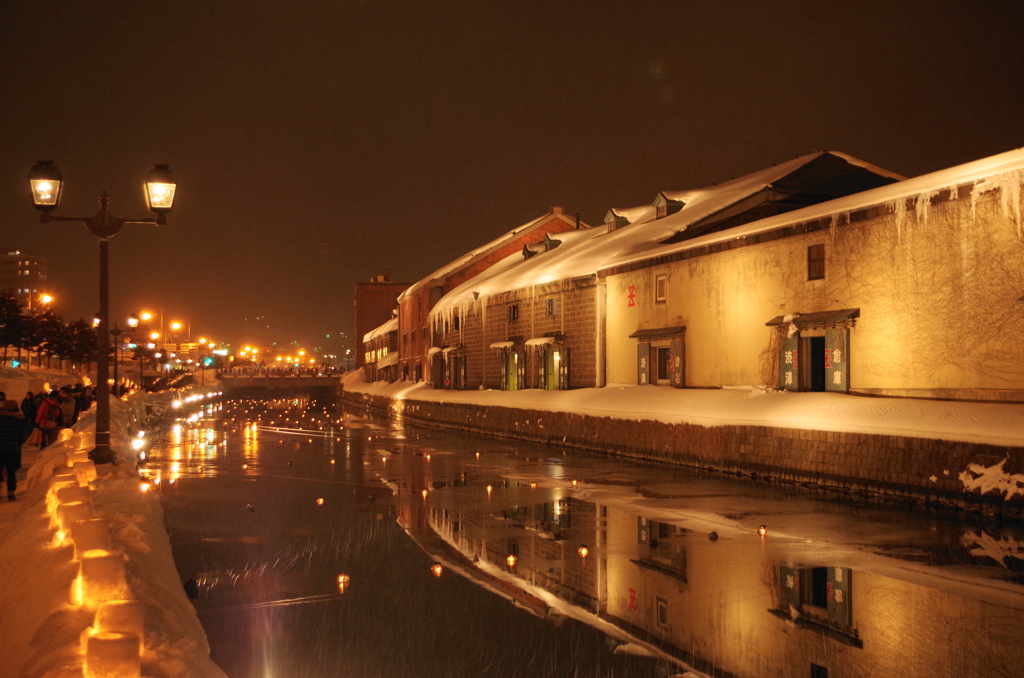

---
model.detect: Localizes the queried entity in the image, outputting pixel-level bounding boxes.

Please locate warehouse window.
[808,244,825,281]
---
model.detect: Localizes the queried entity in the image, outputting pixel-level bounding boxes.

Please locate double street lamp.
[28,161,177,464]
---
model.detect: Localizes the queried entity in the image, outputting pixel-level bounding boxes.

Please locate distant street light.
[28,161,177,464]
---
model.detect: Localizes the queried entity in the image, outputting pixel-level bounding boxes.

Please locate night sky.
[1,1,1022,355]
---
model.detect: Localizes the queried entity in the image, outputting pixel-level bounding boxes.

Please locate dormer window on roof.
[653,193,685,219]
[604,210,630,232]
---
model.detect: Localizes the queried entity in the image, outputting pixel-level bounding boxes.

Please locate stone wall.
[343,390,1024,516]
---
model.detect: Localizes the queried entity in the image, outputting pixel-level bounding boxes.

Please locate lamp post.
[28,161,177,464]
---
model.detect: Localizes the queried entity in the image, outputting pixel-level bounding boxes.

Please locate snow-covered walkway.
[0,371,225,678]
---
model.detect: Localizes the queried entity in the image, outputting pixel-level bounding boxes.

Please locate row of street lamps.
[28,161,177,464]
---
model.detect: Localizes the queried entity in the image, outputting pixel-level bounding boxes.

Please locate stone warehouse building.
[366,148,1024,403]
[603,149,1024,402]
[396,207,584,385]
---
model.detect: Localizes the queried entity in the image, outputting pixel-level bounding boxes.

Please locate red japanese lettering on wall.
[627,285,636,307]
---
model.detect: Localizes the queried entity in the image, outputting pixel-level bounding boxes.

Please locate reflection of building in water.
[415,487,1024,678]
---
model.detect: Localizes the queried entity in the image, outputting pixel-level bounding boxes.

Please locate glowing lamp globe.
[144,164,176,215]
[28,160,63,211]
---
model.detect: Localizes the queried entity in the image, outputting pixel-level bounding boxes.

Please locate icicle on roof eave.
[600,146,1024,273]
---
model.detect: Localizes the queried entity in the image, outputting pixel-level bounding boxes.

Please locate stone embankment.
[342,390,1024,517]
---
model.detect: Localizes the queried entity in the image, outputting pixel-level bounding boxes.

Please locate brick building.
[397,207,581,384]
[354,273,408,369]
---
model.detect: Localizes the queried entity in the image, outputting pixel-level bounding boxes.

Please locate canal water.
[146,396,1024,677]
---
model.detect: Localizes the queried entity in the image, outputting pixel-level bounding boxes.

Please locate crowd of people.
[0,384,94,502]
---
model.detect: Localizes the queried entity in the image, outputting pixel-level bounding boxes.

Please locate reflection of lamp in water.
[578,545,589,559]
[506,554,517,568]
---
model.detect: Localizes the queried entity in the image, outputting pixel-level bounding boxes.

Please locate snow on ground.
[0,365,89,400]
[0,370,226,678]
[343,371,1024,448]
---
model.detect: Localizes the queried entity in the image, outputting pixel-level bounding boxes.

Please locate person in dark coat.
[0,400,26,501]
[20,391,37,437]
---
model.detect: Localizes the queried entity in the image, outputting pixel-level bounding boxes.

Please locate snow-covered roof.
[603,146,1024,271]
[605,204,656,225]
[362,316,398,343]
[398,208,577,303]
[431,151,894,318]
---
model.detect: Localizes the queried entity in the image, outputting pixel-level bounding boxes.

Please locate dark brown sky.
[2,0,1022,355]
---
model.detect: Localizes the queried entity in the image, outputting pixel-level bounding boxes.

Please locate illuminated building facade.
[0,247,48,309]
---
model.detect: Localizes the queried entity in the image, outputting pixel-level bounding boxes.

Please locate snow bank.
[0,366,89,401]
[0,386,226,678]
[343,372,1024,449]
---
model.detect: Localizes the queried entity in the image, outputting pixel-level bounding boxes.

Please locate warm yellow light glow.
[578,545,589,558]
[40,293,53,304]
[430,564,443,577]
[170,322,182,331]
[140,482,151,492]
[337,574,351,594]
[421,489,428,499]
[140,312,153,322]
[32,180,55,202]
[198,337,207,344]
[146,181,175,209]
[506,554,517,568]
[316,497,325,506]
[758,525,767,536]
[149,332,160,340]
[571,479,578,487]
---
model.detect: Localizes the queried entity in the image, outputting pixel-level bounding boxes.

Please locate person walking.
[0,400,26,501]
[35,390,62,448]
[20,391,37,437]
[58,387,79,429]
